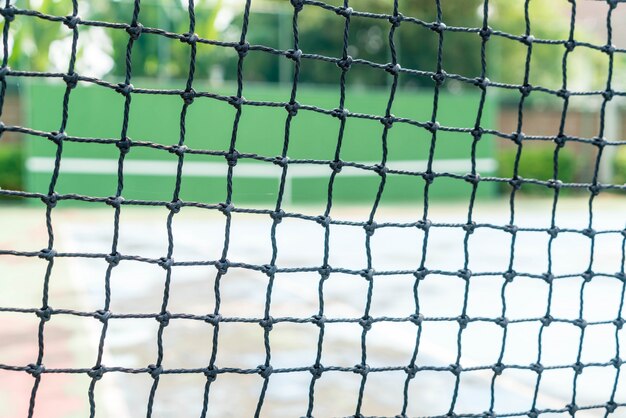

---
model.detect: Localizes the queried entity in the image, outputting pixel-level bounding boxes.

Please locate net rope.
[0,0,625,417]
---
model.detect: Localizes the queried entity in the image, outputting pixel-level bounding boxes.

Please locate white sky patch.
[48,27,114,78]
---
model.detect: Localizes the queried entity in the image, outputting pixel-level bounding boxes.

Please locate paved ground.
[1,196,625,417]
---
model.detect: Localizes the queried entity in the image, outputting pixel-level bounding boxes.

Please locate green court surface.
[22,80,496,205]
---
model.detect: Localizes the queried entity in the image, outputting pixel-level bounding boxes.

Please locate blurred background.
[1,1,626,417]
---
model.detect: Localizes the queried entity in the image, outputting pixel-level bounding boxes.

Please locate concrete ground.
[0,195,625,417]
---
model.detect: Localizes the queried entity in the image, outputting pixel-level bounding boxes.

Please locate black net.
[0,0,626,417]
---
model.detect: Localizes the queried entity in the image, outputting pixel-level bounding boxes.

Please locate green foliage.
[614,147,626,185]
[0,142,24,198]
[496,145,577,195]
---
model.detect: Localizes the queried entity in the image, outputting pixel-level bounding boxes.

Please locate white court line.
[26,156,497,178]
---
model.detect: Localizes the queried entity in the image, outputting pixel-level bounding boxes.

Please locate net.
[0,0,625,417]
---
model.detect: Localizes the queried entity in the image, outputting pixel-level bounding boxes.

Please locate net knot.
[26,363,45,378]
[227,95,244,109]
[573,318,587,329]
[0,65,9,79]
[462,222,476,234]
[416,219,431,231]
[0,6,16,22]
[170,144,188,157]
[607,0,619,9]
[503,224,518,234]
[318,266,331,279]
[566,403,578,416]
[521,34,535,46]
[385,63,401,76]
[449,363,462,376]
[473,77,489,90]
[270,209,284,223]
[556,89,570,99]
[495,316,508,328]
[329,160,343,173]
[258,364,273,378]
[363,221,377,236]
[409,313,424,326]
[613,317,625,330]
[88,365,105,380]
[582,270,594,282]
[605,401,618,413]
[116,138,132,154]
[285,101,300,116]
[430,21,446,33]
[572,361,584,375]
[491,362,504,375]
[204,365,218,382]
[388,13,403,27]
[610,356,622,368]
[336,56,353,71]
[582,228,596,238]
[148,364,162,379]
[540,314,553,326]
[126,23,143,40]
[380,115,395,129]
[316,215,331,228]
[36,306,53,321]
[527,409,539,418]
[180,32,199,45]
[478,26,492,40]
[218,202,234,215]
[601,44,615,55]
[404,365,418,378]
[602,89,614,101]
[564,40,576,52]
[508,176,523,190]
[413,268,428,281]
[181,88,196,105]
[360,269,374,281]
[431,71,446,86]
[374,164,388,177]
[158,257,173,269]
[309,364,324,379]
[63,15,81,29]
[311,314,326,327]
[457,269,472,281]
[156,311,171,326]
[105,196,125,209]
[471,127,483,140]
[259,317,274,331]
[530,362,544,374]
[421,171,435,185]
[503,270,516,282]
[234,41,250,57]
[353,363,370,376]
[95,309,112,323]
[554,134,567,148]
[262,264,277,277]
[290,0,304,12]
[286,48,302,61]
[457,315,470,329]
[105,252,121,266]
[166,199,182,213]
[464,173,480,185]
[49,131,67,145]
[511,132,524,145]
[542,273,554,283]
[63,73,79,89]
[330,107,349,120]
[359,315,374,330]
[425,121,440,133]
[518,84,532,97]
[335,6,353,18]
[215,259,229,275]
[115,83,133,97]
[224,151,239,167]
[593,136,607,148]
[588,184,601,196]
[41,192,59,208]
[38,248,57,261]
[204,314,221,326]
[273,156,289,168]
